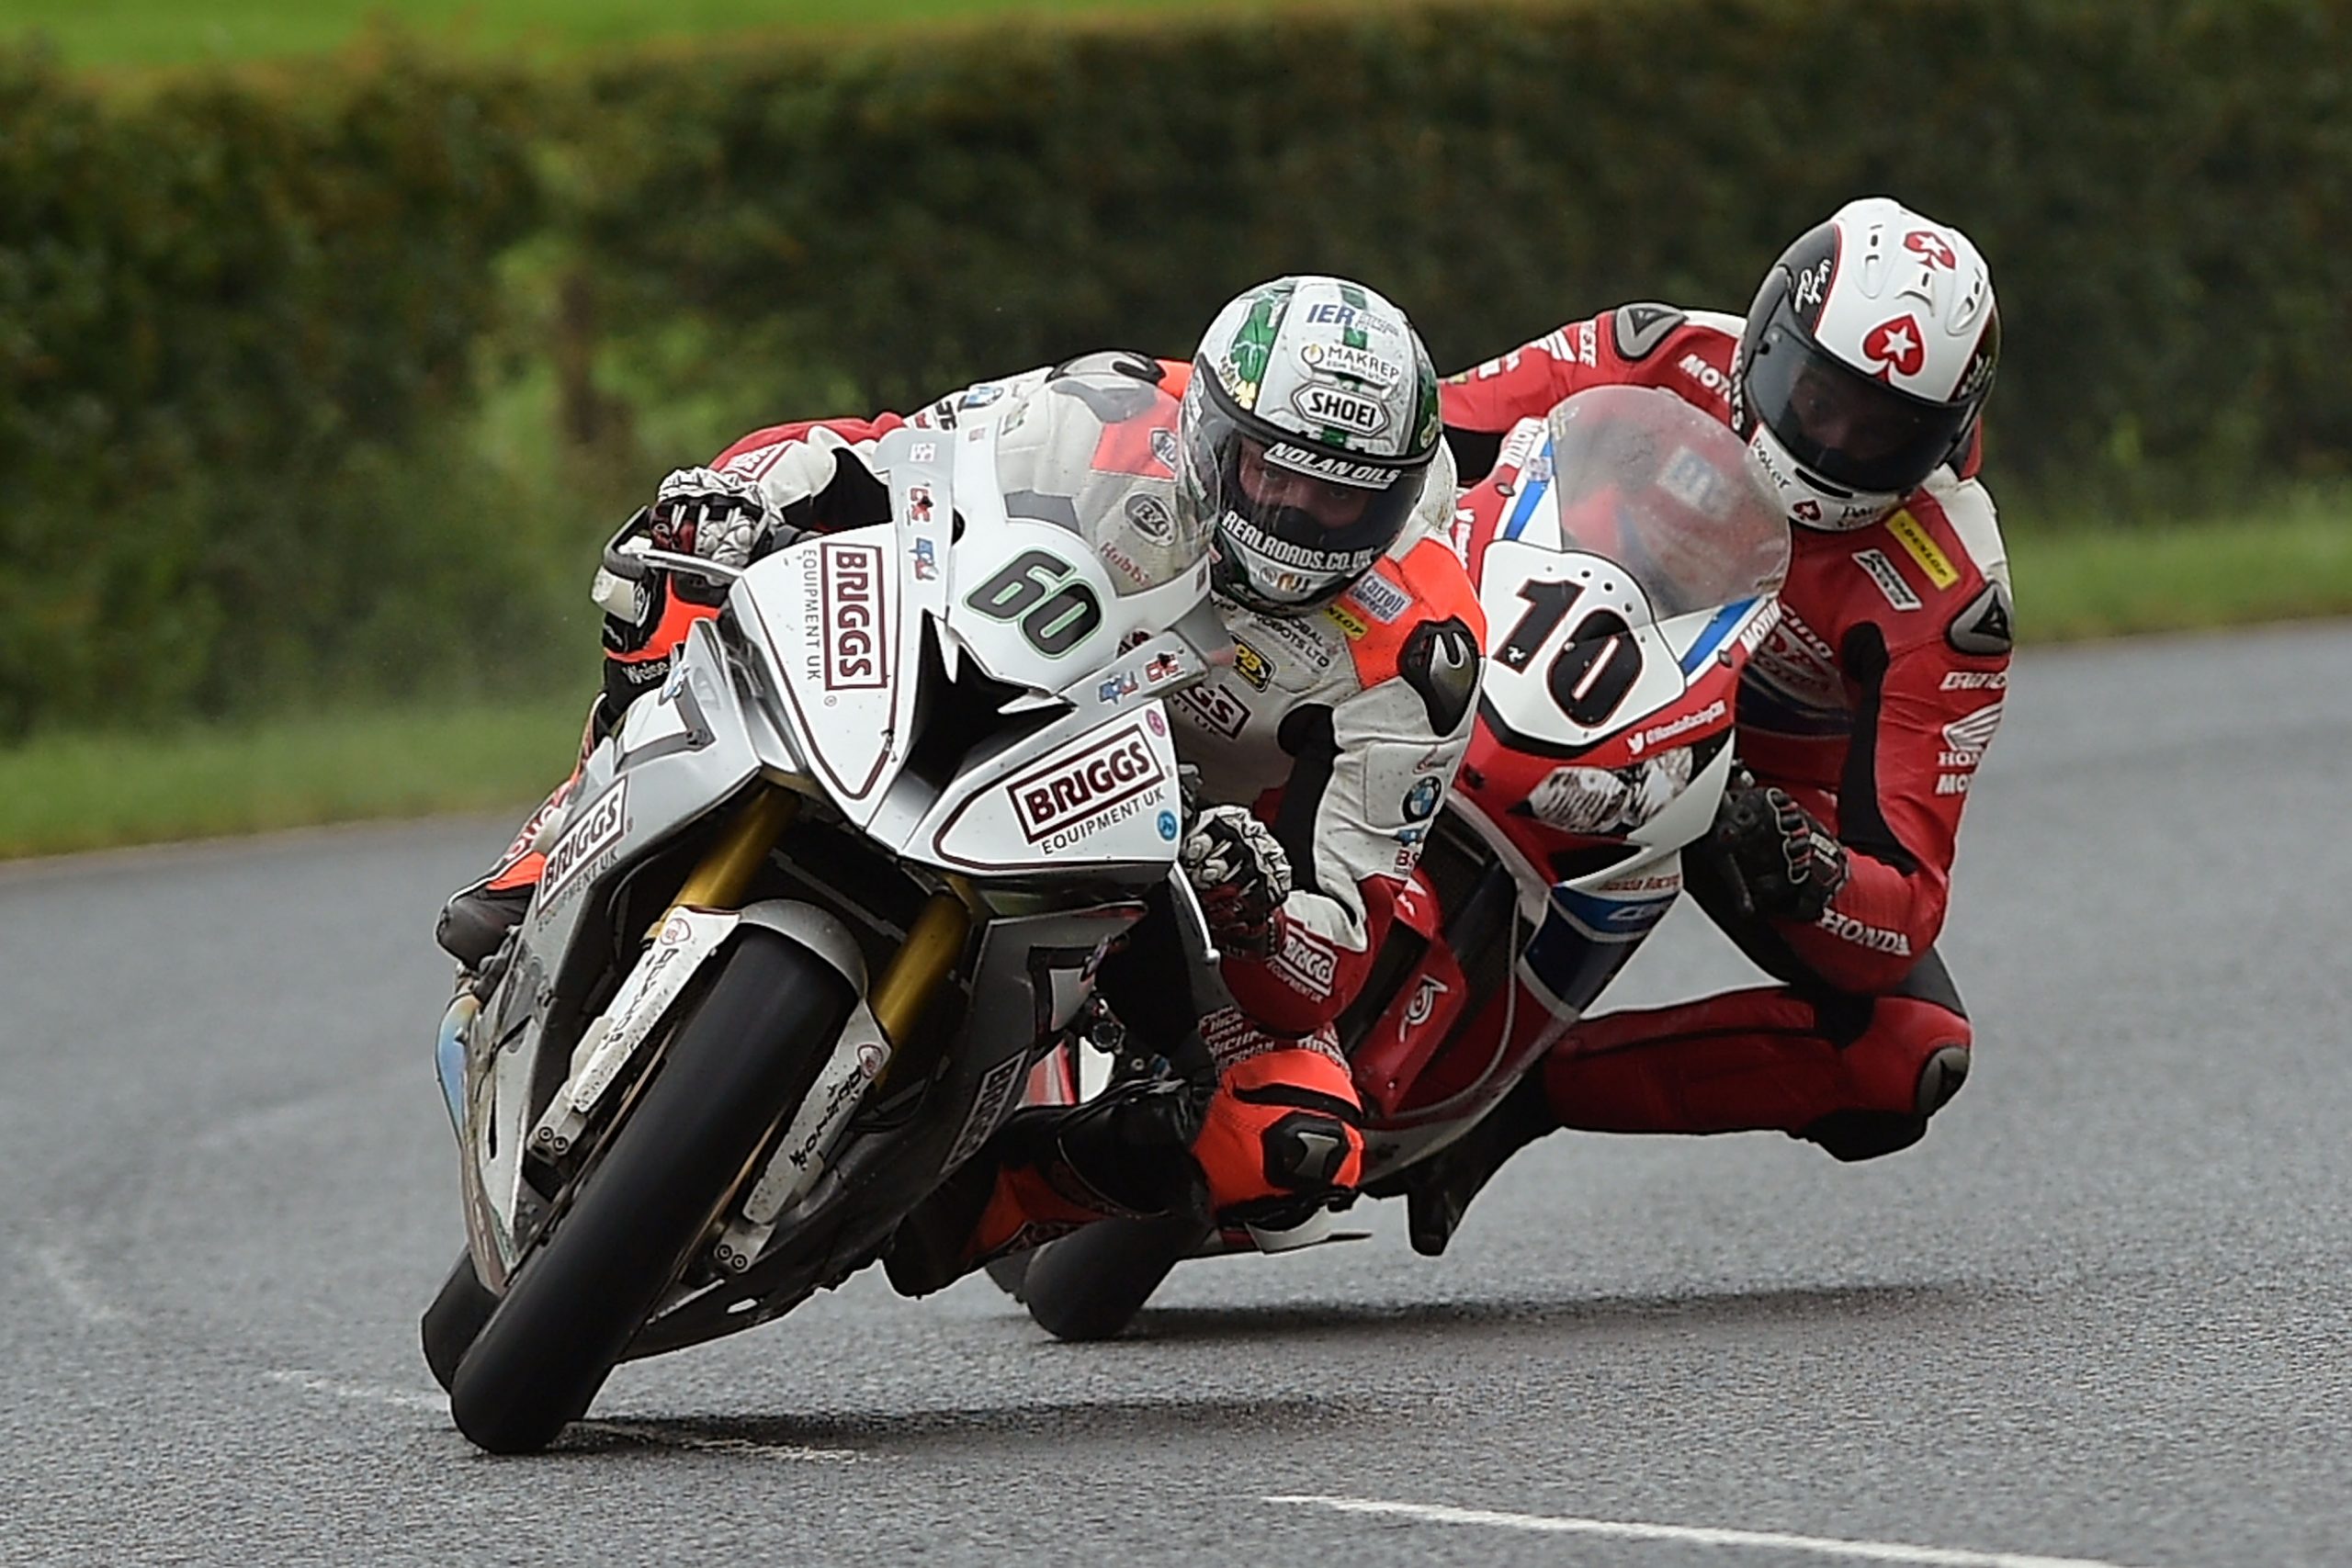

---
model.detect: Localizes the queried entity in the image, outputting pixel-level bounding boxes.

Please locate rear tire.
[1019,1213,1207,1341]
[421,1248,497,1393]
[447,928,855,1453]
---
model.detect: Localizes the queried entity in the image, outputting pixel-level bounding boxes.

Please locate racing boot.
[433,698,607,968]
[883,1072,1211,1298]
[1404,1069,1558,1258]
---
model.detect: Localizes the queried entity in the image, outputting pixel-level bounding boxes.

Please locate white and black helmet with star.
[1735,197,2000,531]
[1177,276,1444,615]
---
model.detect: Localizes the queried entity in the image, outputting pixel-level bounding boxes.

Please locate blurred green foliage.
[3,0,2348,737]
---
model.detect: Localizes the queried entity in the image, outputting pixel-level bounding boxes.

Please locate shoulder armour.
[1399,615,1482,736]
[1051,349,1166,386]
[1947,578,2014,656]
[1612,302,1690,362]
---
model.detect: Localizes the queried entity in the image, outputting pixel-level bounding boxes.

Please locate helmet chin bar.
[1746,425,1899,533]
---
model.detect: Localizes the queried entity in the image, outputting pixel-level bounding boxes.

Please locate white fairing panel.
[924,706,1185,874]
[941,421,1204,695]
[741,529,904,816]
[1474,539,1694,753]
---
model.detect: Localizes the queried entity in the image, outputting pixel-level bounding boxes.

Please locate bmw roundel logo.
[1158,810,1180,841]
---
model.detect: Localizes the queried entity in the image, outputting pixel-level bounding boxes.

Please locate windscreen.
[1542,385,1790,618]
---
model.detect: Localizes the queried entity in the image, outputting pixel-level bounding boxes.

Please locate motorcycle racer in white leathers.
[435,277,1487,1292]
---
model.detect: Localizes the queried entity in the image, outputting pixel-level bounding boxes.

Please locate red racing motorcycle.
[1001,385,1792,1337]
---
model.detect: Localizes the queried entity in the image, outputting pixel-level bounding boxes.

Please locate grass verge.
[2009,505,2352,640]
[0,696,586,862]
[3,508,2346,862]
[10,0,1329,70]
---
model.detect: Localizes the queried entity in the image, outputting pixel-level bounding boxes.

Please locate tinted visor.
[1747,300,1972,495]
[1187,390,1422,609]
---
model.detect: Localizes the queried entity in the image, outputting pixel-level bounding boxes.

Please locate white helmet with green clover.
[1177,276,1444,616]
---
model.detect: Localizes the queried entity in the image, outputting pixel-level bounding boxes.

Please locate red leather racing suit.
[589,358,1486,1228]
[1440,305,2013,1156]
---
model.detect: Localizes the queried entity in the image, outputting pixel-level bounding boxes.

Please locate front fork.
[435,783,976,1143]
[667,784,974,1057]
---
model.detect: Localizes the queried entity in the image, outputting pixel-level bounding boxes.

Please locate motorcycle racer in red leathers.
[433,276,1487,1292]
[1408,197,2013,1254]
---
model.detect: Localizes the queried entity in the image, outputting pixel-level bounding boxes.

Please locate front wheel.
[447,927,855,1453]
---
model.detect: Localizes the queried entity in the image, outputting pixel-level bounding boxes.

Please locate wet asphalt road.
[3,623,2347,1568]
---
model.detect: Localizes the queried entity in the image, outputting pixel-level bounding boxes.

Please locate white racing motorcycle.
[1003,385,1792,1337]
[423,418,1229,1452]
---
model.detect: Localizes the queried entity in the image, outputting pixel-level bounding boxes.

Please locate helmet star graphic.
[1863,315,1927,378]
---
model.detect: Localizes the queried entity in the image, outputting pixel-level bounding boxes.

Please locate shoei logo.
[1292,383,1390,437]
[820,544,888,690]
[1007,724,1166,845]
[540,779,629,905]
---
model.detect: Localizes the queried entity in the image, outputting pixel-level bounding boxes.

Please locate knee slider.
[1917,1042,1970,1116]
[1803,1039,1972,1162]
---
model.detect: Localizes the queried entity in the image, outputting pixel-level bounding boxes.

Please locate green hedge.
[5,0,2350,735]
[0,51,553,736]
[573,0,2352,497]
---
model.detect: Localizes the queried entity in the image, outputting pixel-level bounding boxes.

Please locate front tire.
[447,927,855,1453]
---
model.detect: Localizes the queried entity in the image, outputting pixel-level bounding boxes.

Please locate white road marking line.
[266,1369,859,1461]
[26,1235,138,1326]
[587,1419,858,1463]
[266,1369,444,1413]
[1262,1495,2164,1568]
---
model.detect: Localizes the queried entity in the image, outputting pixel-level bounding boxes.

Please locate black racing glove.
[1709,769,1849,923]
[1179,804,1292,958]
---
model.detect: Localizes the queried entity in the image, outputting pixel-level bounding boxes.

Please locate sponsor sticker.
[1402,774,1442,821]
[1172,682,1249,739]
[1345,572,1412,626]
[1323,603,1369,640]
[1292,383,1390,437]
[1262,443,1396,490]
[1004,724,1167,848]
[1125,492,1175,541]
[820,543,888,690]
[539,780,629,907]
[1941,701,2003,759]
[1397,974,1449,1039]
[912,537,939,581]
[1677,353,1734,400]
[1624,698,1728,757]
[1271,924,1339,999]
[1297,341,1403,387]
[1888,510,1961,589]
[1232,638,1273,691]
[1817,908,1913,956]
[1853,548,1923,611]
[945,1054,1032,1171]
